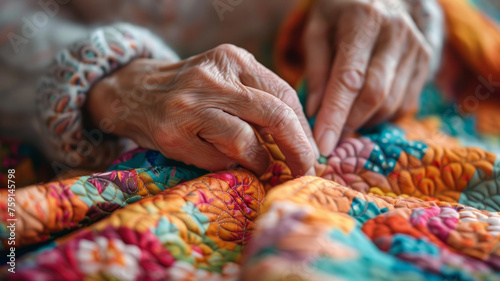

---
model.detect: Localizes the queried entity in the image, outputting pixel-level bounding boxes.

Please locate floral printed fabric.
[2,0,500,280]
[0,149,205,249]
[2,112,500,280]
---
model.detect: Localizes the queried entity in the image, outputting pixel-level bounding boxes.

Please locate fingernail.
[305,166,316,176]
[319,130,336,156]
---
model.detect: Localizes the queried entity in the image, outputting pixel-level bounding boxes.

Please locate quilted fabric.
[7,169,263,280]
[0,150,205,248]
[242,177,500,281]
[2,0,500,280]
[3,117,500,280]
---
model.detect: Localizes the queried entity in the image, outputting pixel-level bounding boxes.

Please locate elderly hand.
[305,0,441,156]
[87,44,318,176]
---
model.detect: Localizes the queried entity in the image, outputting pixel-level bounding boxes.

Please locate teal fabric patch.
[389,234,439,257]
[417,84,451,118]
[310,228,441,281]
[349,197,389,224]
[360,125,428,175]
[318,155,328,164]
[459,157,500,211]
[108,149,207,176]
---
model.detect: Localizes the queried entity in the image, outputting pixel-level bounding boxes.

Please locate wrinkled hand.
[305,0,438,156]
[87,44,318,176]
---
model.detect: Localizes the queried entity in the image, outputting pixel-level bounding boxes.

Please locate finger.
[304,10,332,118]
[396,49,430,117]
[368,40,419,125]
[198,109,270,176]
[314,11,382,156]
[342,25,404,134]
[220,85,316,176]
[237,54,320,161]
[161,138,237,172]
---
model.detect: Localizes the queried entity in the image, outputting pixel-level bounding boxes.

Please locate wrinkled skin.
[304,0,442,156]
[88,44,318,176]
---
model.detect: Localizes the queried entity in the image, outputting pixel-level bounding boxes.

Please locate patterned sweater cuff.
[37,23,179,169]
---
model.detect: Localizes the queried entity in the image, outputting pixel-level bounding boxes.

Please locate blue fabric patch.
[311,228,443,281]
[360,125,428,175]
[389,234,439,257]
[108,149,207,176]
[349,197,389,224]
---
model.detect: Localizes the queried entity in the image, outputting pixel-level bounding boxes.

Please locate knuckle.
[169,93,198,112]
[215,43,249,59]
[269,104,295,131]
[284,94,303,115]
[185,65,223,89]
[360,3,384,21]
[364,82,385,106]
[234,87,254,104]
[213,43,256,70]
[215,43,239,54]
[365,66,390,100]
[365,69,383,94]
[392,14,407,27]
[185,65,209,80]
[275,84,298,103]
[386,14,409,37]
[337,69,365,93]
[354,2,375,14]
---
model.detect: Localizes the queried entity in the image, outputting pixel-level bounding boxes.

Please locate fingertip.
[318,130,337,157]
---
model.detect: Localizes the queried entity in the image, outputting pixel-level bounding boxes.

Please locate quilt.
[2,0,500,280]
